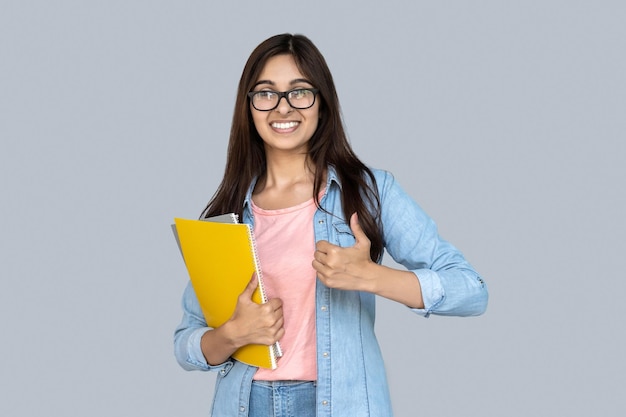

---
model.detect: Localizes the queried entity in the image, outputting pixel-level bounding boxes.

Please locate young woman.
[174,33,488,417]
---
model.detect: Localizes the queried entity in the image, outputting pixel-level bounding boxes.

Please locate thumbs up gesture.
[312,212,376,292]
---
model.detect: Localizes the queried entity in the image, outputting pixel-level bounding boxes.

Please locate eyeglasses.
[247,88,319,111]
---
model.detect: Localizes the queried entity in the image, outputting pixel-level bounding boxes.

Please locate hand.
[312,212,376,291]
[227,274,284,347]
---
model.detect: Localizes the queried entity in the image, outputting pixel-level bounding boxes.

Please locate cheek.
[250,111,266,132]
[307,106,321,132]
[309,118,320,134]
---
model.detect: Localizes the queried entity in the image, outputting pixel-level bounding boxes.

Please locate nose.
[275,96,293,114]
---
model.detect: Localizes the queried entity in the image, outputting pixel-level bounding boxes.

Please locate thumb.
[350,212,369,245]
[241,272,258,299]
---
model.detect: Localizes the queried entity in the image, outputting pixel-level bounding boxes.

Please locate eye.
[289,89,311,100]
[255,91,277,101]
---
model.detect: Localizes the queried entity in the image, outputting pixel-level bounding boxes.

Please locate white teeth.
[271,121,299,129]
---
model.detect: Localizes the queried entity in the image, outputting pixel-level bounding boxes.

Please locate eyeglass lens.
[251,89,316,111]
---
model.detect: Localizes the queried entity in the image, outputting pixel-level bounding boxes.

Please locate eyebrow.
[253,78,313,88]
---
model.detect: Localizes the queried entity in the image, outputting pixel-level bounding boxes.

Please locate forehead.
[256,54,310,85]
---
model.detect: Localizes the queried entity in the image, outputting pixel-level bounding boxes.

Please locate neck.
[252,152,318,209]
[263,153,314,190]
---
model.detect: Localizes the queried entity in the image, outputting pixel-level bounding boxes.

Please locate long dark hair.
[202,33,383,261]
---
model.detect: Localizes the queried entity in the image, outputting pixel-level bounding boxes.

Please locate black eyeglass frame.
[247,88,320,111]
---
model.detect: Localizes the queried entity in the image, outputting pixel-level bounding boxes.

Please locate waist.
[252,380,316,387]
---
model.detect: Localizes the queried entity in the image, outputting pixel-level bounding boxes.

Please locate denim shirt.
[174,167,488,417]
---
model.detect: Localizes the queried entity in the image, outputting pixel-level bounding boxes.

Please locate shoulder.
[327,164,400,198]
[368,167,393,182]
[365,167,421,214]
[364,166,398,193]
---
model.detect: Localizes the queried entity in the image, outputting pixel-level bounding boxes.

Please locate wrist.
[217,319,244,351]
[361,262,383,294]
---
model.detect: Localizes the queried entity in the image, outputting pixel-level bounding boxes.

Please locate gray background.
[1,1,624,416]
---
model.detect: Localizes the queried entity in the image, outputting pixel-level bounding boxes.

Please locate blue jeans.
[249,380,316,417]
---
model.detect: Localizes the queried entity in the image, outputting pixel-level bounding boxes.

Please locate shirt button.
[318,219,325,224]
[322,400,329,406]
[240,406,245,412]
[323,352,329,358]
[320,305,327,311]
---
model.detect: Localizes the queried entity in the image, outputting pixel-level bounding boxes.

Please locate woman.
[174,33,488,417]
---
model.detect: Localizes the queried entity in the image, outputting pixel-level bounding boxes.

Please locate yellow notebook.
[173,216,280,369]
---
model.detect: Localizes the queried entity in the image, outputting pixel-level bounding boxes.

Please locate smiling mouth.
[271,121,300,130]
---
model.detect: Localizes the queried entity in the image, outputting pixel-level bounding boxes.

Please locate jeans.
[249,380,316,417]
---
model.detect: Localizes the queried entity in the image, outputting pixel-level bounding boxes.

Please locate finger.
[312,256,323,270]
[315,239,332,253]
[313,248,327,264]
[241,272,258,298]
[271,314,285,331]
[267,298,283,311]
[271,326,286,344]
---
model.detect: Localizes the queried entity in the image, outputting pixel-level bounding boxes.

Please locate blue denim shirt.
[174,167,488,417]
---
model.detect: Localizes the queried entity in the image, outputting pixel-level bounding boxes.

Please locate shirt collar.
[242,165,341,212]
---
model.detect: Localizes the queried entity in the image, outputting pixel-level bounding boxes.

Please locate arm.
[313,171,488,317]
[200,276,284,366]
[174,276,284,371]
[313,212,426,309]
[379,172,488,316]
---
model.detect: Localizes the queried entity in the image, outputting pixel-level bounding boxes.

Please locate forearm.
[363,263,425,309]
[200,322,241,366]
[374,170,488,316]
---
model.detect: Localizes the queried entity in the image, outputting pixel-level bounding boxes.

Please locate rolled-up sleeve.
[173,281,233,372]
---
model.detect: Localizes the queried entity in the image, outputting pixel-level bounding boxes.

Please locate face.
[250,54,320,156]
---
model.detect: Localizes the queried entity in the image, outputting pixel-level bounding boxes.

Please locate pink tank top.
[252,197,318,381]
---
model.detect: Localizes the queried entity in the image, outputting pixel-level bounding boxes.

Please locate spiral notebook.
[173,215,281,369]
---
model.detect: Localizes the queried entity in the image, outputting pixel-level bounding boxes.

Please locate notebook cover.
[173,217,277,369]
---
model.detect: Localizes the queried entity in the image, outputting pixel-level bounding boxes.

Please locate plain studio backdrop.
[1,1,624,416]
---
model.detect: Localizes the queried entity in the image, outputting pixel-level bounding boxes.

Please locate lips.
[270,121,300,130]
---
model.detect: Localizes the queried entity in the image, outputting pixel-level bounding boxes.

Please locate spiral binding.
[244,222,284,362]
